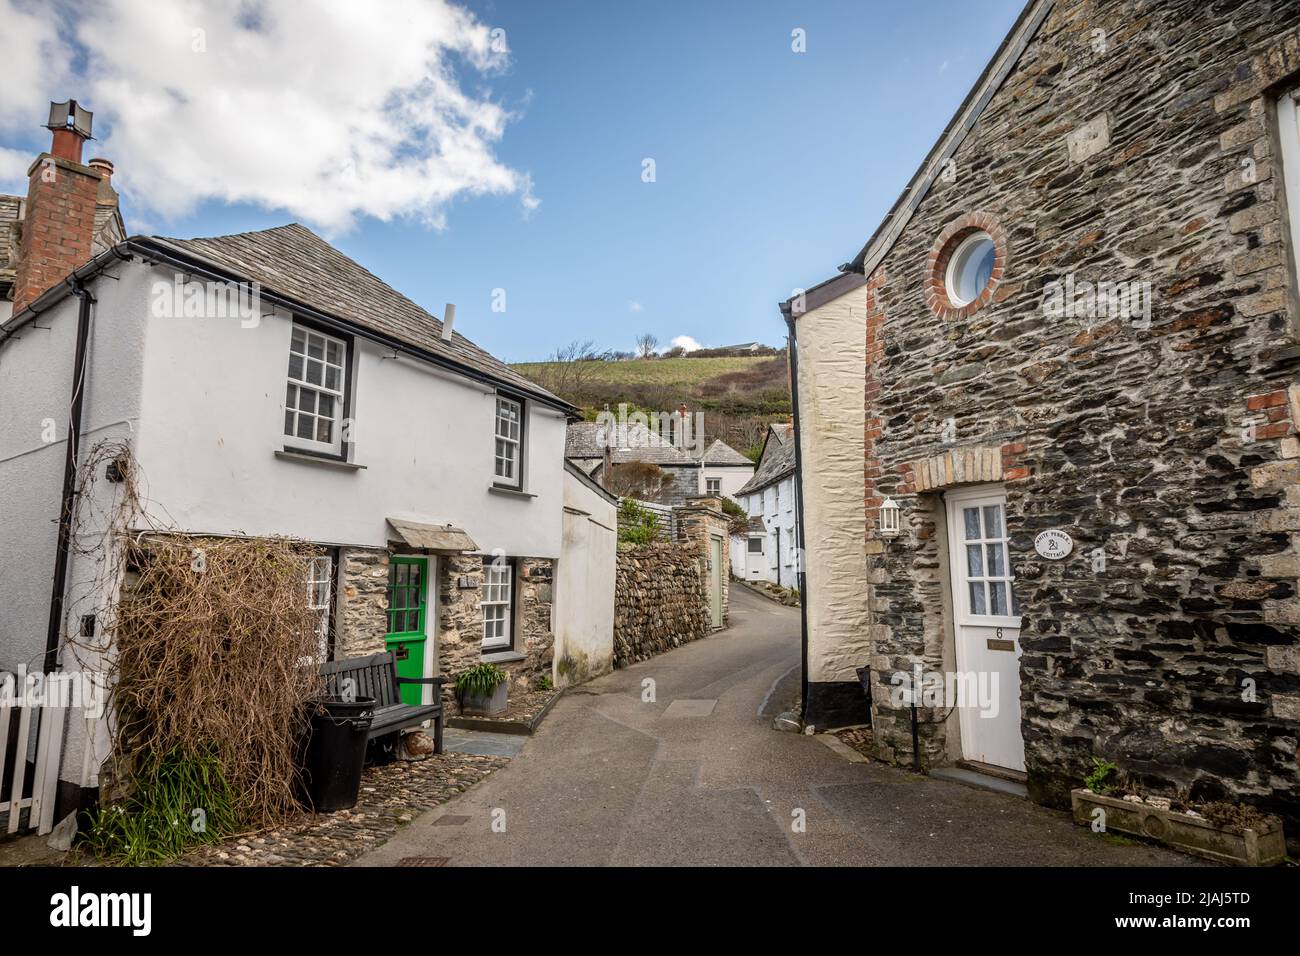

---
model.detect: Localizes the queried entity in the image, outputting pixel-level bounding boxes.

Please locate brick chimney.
[11,100,105,314]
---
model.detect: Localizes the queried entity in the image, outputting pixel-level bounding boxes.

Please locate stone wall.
[614,542,711,667]
[516,557,555,688]
[674,495,730,628]
[855,0,1300,841]
[437,552,484,695]
[337,547,389,659]
[337,549,554,704]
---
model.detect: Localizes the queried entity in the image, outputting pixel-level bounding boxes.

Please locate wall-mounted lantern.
[878,496,901,539]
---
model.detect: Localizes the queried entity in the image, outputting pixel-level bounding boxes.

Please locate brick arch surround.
[864,442,1031,768]
[924,211,1008,320]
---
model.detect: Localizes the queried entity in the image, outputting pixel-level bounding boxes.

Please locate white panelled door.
[945,485,1025,772]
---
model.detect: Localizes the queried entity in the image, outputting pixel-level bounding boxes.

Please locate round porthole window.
[945,231,997,307]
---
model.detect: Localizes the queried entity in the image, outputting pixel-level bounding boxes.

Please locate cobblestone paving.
[176,750,508,867]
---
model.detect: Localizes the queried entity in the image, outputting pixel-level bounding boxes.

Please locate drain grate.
[398,856,449,867]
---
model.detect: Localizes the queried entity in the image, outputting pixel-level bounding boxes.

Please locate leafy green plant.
[455,662,508,706]
[535,674,554,691]
[618,497,662,546]
[1083,756,1118,794]
[83,745,240,865]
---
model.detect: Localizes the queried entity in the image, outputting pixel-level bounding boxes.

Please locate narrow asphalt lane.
[356,585,1194,867]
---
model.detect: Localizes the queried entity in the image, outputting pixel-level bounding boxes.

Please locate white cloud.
[0,1,75,134]
[0,147,33,193]
[939,60,950,73]
[1,0,535,233]
[628,300,642,312]
[671,335,701,353]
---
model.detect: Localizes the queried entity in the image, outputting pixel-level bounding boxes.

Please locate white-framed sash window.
[482,558,514,650]
[285,325,347,456]
[306,554,333,661]
[494,396,523,486]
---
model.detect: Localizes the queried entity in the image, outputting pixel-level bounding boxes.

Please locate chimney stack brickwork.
[10,154,104,313]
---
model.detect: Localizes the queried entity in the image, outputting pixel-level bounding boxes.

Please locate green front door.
[385,556,428,706]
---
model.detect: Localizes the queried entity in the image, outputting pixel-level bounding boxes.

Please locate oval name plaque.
[1034,529,1073,560]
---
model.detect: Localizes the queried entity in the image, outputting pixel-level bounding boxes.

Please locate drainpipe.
[783,312,810,721]
[44,280,95,674]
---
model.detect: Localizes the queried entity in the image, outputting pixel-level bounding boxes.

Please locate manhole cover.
[433,815,470,827]
[398,856,449,867]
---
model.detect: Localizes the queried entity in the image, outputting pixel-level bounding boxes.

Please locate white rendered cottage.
[728,423,800,589]
[0,110,616,814]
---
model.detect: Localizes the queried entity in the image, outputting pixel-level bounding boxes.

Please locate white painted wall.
[553,468,616,685]
[131,265,565,558]
[700,464,752,500]
[795,286,870,684]
[729,477,798,588]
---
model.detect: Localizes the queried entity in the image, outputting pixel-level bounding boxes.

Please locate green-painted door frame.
[385,555,428,706]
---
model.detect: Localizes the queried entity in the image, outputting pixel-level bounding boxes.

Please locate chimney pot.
[88,157,114,181]
[45,100,94,165]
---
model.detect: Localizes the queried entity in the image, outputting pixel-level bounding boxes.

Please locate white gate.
[1,672,98,836]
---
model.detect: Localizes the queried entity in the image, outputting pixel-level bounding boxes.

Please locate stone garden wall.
[614,542,711,667]
[854,0,1300,841]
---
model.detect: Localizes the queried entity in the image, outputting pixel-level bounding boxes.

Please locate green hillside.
[511,355,791,461]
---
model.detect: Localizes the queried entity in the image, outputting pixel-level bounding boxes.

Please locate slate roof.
[700,438,754,466]
[735,425,796,496]
[566,422,754,471]
[148,223,564,407]
[565,421,694,466]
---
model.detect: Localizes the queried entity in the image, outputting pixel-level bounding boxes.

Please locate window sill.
[482,650,525,664]
[488,484,537,499]
[275,449,367,470]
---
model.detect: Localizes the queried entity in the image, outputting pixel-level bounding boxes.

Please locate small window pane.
[986,542,1005,577]
[284,410,294,434]
[969,582,987,615]
[306,360,323,386]
[308,336,324,360]
[990,581,1008,615]
[325,366,340,391]
[315,417,332,443]
[966,544,983,577]
[963,507,980,540]
[296,416,314,440]
[983,505,1003,538]
[288,354,303,380]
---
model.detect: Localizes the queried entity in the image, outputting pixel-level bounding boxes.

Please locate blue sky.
[2,0,1025,361]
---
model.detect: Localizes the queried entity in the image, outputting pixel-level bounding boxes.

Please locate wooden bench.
[319,652,447,755]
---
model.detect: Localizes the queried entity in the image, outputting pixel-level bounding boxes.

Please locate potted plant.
[1071,757,1286,866]
[455,663,509,716]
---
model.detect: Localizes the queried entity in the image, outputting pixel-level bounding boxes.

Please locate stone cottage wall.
[338,550,553,705]
[437,552,483,695]
[337,547,389,659]
[856,0,1300,842]
[516,557,556,686]
[614,542,711,667]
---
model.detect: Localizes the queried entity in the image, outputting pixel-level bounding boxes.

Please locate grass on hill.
[511,354,791,462]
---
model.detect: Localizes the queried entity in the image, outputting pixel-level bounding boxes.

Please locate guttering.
[43,278,95,673]
[783,309,810,721]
